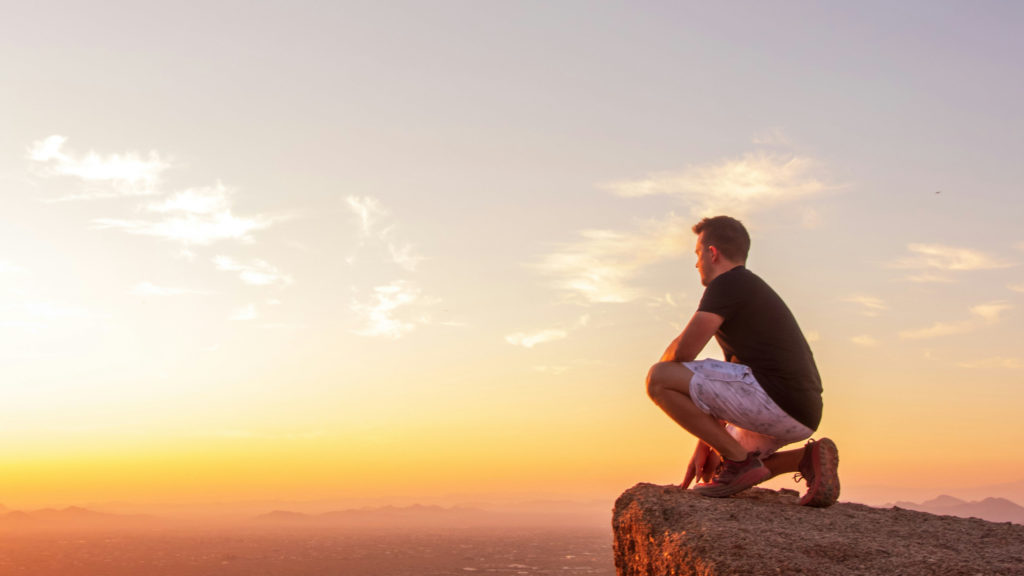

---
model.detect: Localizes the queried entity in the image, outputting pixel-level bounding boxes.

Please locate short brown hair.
[692,216,750,262]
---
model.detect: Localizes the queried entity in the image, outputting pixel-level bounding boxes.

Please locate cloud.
[351,281,425,338]
[537,153,835,303]
[750,129,793,147]
[890,244,1014,280]
[231,304,257,321]
[898,321,971,340]
[903,272,956,284]
[533,365,570,375]
[214,256,293,286]
[956,357,1023,370]
[28,137,276,245]
[130,282,208,296]
[93,212,271,245]
[146,184,231,214]
[537,214,692,303]
[1009,283,1024,293]
[604,152,832,218]
[93,182,273,246]
[346,195,424,272]
[505,315,590,348]
[388,243,424,272]
[505,329,568,349]
[970,301,1012,323]
[28,135,168,195]
[850,335,879,347]
[804,330,820,343]
[346,196,386,236]
[899,301,1012,340]
[843,295,887,317]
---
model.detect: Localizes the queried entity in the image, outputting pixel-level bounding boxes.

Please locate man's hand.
[681,439,721,489]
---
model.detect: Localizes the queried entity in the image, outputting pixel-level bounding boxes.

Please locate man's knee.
[646,361,681,403]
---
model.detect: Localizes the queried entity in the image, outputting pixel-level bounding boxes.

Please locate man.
[646,215,839,507]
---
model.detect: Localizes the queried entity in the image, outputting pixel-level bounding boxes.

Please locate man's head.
[692,216,750,286]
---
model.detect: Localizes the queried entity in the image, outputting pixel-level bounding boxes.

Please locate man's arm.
[659,311,724,363]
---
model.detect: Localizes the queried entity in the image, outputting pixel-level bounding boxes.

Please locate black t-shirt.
[697,266,822,430]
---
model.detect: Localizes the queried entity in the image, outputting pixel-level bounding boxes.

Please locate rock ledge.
[612,483,1024,576]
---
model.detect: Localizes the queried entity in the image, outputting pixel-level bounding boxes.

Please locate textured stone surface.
[613,483,1024,576]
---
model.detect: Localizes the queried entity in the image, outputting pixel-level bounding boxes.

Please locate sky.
[1,1,1023,510]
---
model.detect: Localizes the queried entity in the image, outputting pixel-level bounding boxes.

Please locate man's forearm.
[660,334,694,363]
[659,311,723,364]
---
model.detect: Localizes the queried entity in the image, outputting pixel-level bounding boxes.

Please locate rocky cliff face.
[613,483,1024,576]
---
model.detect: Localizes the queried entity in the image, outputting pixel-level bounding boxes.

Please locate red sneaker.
[796,438,840,507]
[694,452,770,498]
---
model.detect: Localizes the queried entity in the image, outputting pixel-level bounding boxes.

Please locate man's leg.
[762,447,804,479]
[646,361,748,462]
[763,440,840,507]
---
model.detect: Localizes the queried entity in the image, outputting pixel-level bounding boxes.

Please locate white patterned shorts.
[684,358,814,456]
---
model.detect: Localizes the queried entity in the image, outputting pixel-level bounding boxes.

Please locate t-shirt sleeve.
[697,272,744,320]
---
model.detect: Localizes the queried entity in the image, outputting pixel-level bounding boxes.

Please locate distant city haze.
[2,0,1023,518]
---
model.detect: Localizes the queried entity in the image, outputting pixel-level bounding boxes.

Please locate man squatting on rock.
[646,215,840,506]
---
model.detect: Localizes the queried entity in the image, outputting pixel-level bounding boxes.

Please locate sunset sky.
[2,1,1022,511]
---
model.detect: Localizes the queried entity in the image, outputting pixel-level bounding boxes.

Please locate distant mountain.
[892,495,1024,525]
[0,506,153,530]
[255,504,495,528]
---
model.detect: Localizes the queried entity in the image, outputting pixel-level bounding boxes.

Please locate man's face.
[695,233,713,287]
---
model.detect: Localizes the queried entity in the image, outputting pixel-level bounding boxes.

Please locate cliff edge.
[613,483,1024,576]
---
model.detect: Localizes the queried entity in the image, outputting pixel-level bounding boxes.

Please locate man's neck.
[709,262,744,283]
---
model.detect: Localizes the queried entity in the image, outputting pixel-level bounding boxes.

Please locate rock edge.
[612,483,1024,576]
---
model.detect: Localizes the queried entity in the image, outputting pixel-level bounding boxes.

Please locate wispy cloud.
[351,281,426,338]
[1009,283,1024,293]
[345,195,423,272]
[346,196,386,236]
[956,357,1023,370]
[0,261,29,297]
[604,153,832,218]
[538,153,834,303]
[214,256,292,287]
[533,365,570,375]
[21,301,108,320]
[505,315,590,348]
[130,282,208,296]
[231,304,257,321]
[750,129,793,147]
[93,212,271,245]
[93,183,273,246]
[843,295,888,317]
[970,301,1012,323]
[146,184,231,214]
[28,137,276,245]
[890,244,1014,282]
[850,335,879,347]
[0,261,25,275]
[537,214,692,303]
[505,329,568,349]
[899,301,1012,340]
[388,243,424,272]
[899,321,971,340]
[28,135,168,196]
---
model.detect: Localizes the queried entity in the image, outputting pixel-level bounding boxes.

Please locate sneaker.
[796,438,840,507]
[694,452,770,498]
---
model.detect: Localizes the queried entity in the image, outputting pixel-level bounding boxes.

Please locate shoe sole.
[800,438,840,507]
[695,464,771,498]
